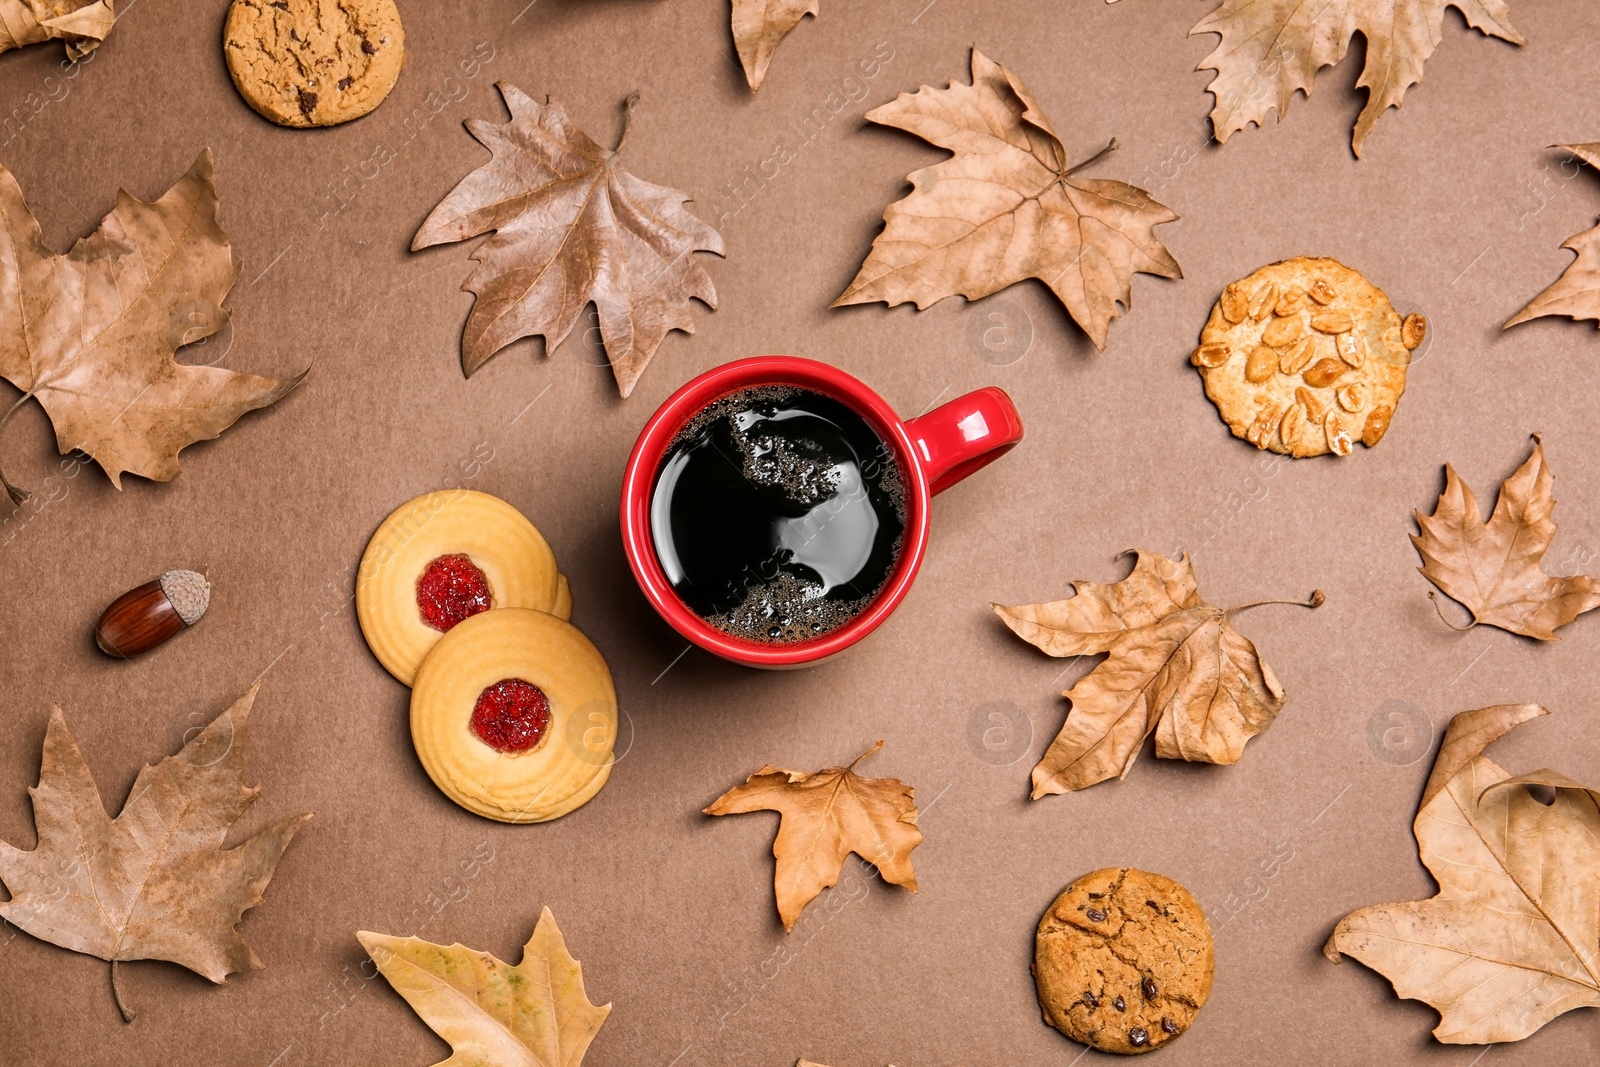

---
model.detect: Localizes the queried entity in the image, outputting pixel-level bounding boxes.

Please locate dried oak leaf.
[732,0,816,92]
[358,906,610,1066]
[0,0,115,59]
[1325,703,1600,1043]
[832,49,1180,350]
[1413,435,1600,639]
[414,84,724,399]
[0,148,303,504]
[1506,144,1600,329]
[704,741,922,931]
[0,683,310,1021]
[996,550,1322,797]
[1191,0,1525,157]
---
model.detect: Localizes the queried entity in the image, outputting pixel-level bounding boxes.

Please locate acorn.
[95,570,211,658]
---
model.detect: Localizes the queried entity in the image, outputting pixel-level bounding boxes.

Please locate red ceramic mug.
[620,356,1023,668]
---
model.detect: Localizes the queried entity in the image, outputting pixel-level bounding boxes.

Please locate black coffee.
[650,385,906,644]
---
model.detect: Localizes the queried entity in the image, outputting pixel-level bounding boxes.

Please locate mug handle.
[904,387,1024,496]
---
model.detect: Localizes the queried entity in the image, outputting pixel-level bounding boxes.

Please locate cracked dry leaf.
[1191,0,1525,157]
[1506,144,1600,329]
[359,907,611,1067]
[0,148,303,504]
[0,683,310,1021]
[995,550,1322,797]
[0,0,115,59]
[832,49,1180,350]
[1413,435,1600,639]
[704,741,922,931]
[1325,703,1600,1044]
[414,83,724,399]
[732,0,817,92]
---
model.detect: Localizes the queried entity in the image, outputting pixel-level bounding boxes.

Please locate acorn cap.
[157,570,211,627]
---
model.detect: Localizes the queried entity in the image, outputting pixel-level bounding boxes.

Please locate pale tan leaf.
[996,551,1316,797]
[1506,145,1600,328]
[1412,435,1600,639]
[1191,0,1524,157]
[1324,703,1600,1044]
[0,0,115,59]
[731,0,818,92]
[0,684,310,1019]
[704,742,922,931]
[0,148,303,503]
[833,49,1180,350]
[360,906,611,1067]
[414,84,724,399]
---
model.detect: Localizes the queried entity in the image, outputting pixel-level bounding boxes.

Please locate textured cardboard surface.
[3,1,1600,1064]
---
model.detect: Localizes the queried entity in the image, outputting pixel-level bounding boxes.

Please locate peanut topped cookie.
[1191,257,1425,457]
[223,0,405,128]
[1034,868,1213,1055]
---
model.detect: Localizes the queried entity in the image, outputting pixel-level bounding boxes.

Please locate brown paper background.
[3,1,1600,1064]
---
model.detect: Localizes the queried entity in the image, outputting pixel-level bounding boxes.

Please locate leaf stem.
[0,391,36,505]
[1427,591,1476,632]
[614,92,641,153]
[1065,137,1119,177]
[1226,589,1326,616]
[848,739,886,771]
[111,959,136,1023]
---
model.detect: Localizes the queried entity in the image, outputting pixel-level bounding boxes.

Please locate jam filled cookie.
[1034,867,1214,1054]
[357,490,564,686]
[223,0,405,128]
[1192,257,1425,457]
[410,608,617,823]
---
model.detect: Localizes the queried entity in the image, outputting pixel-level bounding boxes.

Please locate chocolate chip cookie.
[1034,868,1213,1055]
[1191,257,1425,457]
[223,0,405,128]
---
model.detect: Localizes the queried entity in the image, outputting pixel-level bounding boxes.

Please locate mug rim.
[620,355,932,668]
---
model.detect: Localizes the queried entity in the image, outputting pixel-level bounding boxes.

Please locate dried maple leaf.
[1325,703,1600,1043]
[1412,435,1600,639]
[0,683,310,1021]
[1506,144,1600,329]
[414,84,724,399]
[832,49,1180,350]
[704,741,922,931]
[996,550,1323,797]
[1191,0,1525,157]
[358,906,610,1066]
[0,148,303,504]
[0,0,115,59]
[731,0,816,92]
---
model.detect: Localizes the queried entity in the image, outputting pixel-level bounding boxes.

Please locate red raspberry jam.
[416,554,493,632]
[470,679,552,753]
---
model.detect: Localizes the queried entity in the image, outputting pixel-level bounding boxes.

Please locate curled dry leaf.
[995,550,1323,798]
[414,84,724,399]
[1324,703,1600,1044]
[1191,0,1524,157]
[0,683,310,1021]
[1413,435,1600,639]
[833,49,1180,350]
[359,907,611,1067]
[1506,144,1600,329]
[704,741,922,931]
[732,0,817,92]
[0,149,303,504]
[0,0,115,59]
